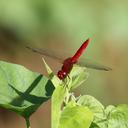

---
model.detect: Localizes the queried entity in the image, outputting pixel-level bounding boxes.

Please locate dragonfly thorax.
[57,57,75,80]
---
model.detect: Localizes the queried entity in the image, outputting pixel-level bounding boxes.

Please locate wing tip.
[26,46,37,53]
[104,67,112,71]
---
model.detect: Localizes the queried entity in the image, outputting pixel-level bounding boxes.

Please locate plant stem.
[25,118,31,128]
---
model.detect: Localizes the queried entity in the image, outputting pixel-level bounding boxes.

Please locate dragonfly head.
[57,70,67,80]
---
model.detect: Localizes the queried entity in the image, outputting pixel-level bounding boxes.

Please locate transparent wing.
[77,58,112,71]
[26,46,112,71]
[26,46,64,63]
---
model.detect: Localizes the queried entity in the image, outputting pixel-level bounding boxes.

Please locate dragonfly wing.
[77,58,112,71]
[26,46,64,63]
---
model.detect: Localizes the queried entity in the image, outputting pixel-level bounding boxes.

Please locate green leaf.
[59,105,93,128]
[0,61,54,118]
[67,65,89,90]
[42,58,62,88]
[90,104,128,128]
[106,104,128,128]
[89,122,100,128]
[104,105,115,117]
[77,95,105,124]
[52,86,68,128]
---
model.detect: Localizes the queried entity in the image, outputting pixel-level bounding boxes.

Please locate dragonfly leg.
[63,78,68,86]
[62,75,71,88]
[67,75,71,80]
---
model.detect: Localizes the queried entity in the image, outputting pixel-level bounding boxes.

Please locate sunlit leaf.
[52,86,68,128]
[59,105,93,128]
[0,61,54,118]
[77,95,105,123]
[42,58,62,88]
[107,104,128,128]
[68,65,89,90]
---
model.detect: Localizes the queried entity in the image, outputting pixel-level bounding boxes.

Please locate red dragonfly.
[26,39,111,80]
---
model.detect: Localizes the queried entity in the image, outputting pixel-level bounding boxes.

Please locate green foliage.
[44,59,93,128]
[77,95,105,123]
[44,60,128,128]
[0,61,54,127]
[59,105,93,128]
[0,60,127,128]
[67,65,89,90]
[52,86,68,128]
[78,96,128,128]
[105,104,128,128]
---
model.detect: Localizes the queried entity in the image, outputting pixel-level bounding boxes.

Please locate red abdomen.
[57,39,90,80]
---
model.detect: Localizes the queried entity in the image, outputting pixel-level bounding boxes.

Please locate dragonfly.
[26,39,112,80]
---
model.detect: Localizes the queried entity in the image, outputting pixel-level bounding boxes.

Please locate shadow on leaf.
[9,75,55,107]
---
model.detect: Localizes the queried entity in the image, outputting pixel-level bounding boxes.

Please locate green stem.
[25,118,31,128]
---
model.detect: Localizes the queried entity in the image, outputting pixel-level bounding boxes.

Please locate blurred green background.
[0,0,128,128]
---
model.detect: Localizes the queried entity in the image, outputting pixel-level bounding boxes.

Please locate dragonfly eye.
[57,70,66,80]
